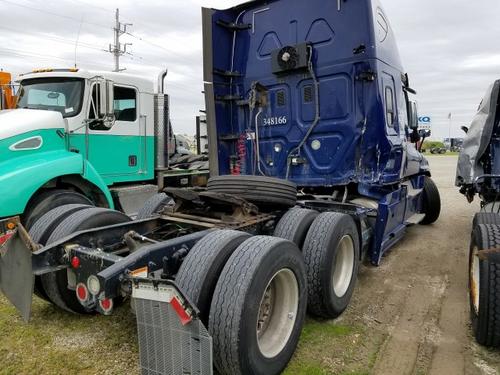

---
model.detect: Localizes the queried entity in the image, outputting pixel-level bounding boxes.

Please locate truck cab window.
[17,78,84,118]
[89,84,99,120]
[114,86,137,122]
[385,86,395,128]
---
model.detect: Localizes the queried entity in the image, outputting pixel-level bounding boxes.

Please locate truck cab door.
[381,73,404,183]
[83,83,144,184]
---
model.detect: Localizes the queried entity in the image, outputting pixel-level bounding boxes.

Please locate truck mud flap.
[0,227,35,322]
[132,279,213,375]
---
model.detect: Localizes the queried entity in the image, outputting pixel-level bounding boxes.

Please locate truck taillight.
[71,256,80,269]
[99,298,113,314]
[76,283,88,303]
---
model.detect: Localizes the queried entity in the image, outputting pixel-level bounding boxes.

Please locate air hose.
[286,45,320,179]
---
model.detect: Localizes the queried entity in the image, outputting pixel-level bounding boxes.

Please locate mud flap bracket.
[0,229,35,322]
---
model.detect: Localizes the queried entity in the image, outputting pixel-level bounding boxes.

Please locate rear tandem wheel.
[209,236,307,375]
[22,189,94,230]
[274,208,318,249]
[469,223,500,346]
[302,212,360,319]
[28,204,94,301]
[41,207,131,314]
[175,230,251,325]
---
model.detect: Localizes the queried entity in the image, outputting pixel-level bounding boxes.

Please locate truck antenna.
[109,8,133,72]
[74,16,84,69]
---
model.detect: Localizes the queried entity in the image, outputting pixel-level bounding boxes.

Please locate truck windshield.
[17,78,84,118]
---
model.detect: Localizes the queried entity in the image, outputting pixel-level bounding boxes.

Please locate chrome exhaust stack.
[154,69,169,172]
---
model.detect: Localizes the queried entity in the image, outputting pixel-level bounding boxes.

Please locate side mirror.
[98,80,115,128]
[408,101,418,129]
[419,129,431,138]
[98,81,114,117]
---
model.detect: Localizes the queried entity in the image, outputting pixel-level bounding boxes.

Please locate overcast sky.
[1,0,499,140]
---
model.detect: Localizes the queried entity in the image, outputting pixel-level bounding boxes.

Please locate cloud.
[383,0,500,138]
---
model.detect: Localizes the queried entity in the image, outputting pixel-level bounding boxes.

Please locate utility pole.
[109,9,132,72]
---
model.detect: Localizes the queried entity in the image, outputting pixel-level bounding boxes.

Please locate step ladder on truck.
[0,0,441,374]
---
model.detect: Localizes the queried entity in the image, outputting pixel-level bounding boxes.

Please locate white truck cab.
[0,68,205,224]
[16,69,156,183]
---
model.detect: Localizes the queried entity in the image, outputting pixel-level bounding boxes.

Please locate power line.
[0,25,108,53]
[0,47,109,70]
[0,1,204,97]
[0,47,202,96]
[65,0,115,16]
[0,0,112,30]
[124,31,198,66]
[2,0,197,67]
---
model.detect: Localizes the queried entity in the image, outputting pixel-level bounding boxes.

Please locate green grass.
[0,297,384,375]
[0,295,139,375]
[284,319,370,375]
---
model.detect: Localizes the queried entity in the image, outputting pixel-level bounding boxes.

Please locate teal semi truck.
[0,69,207,228]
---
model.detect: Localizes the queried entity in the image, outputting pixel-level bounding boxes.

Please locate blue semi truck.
[0,0,440,374]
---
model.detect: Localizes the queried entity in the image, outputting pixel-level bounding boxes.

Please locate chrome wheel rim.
[256,268,299,358]
[471,246,480,314]
[332,235,355,297]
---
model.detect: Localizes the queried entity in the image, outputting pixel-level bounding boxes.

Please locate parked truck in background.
[0,71,15,109]
[457,80,500,347]
[0,68,208,229]
[0,0,441,374]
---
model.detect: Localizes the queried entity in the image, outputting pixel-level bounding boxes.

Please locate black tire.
[29,204,93,245]
[481,202,500,214]
[420,176,441,225]
[274,208,318,249]
[136,193,173,220]
[469,224,500,346]
[209,236,307,375]
[23,189,93,230]
[207,175,297,209]
[175,230,251,325]
[303,212,360,318]
[473,212,500,227]
[29,204,93,301]
[41,208,131,313]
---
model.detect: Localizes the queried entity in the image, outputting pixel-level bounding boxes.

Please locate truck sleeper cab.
[203,0,440,264]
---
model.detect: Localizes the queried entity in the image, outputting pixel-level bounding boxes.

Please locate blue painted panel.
[208,0,429,191]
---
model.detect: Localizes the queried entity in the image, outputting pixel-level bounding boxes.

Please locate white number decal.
[263,116,287,126]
